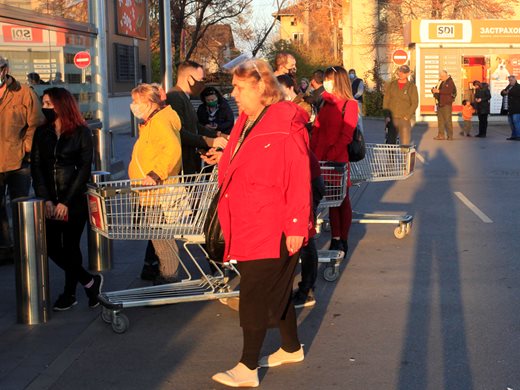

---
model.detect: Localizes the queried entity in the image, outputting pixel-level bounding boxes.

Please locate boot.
[212,362,259,387]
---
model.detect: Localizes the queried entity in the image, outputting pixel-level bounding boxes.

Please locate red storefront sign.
[2,25,43,43]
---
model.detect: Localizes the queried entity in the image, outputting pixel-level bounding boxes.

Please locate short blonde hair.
[131,83,163,106]
[233,58,284,106]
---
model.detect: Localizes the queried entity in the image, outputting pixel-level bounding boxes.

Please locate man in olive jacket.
[0,56,45,263]
[383,65,418,145]
[432,70,457,140]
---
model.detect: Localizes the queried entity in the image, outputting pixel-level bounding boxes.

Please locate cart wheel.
[394,226,406,239]
[323,266,339,282]
[405,222,412,235]
[111,314,129,334]
[101,307,112,324]
[322,221,331,232]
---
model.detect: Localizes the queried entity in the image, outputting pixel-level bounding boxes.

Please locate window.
[293,33,304,44]
[0,0,89,23]
[115,43,136,83]
[290,18,297,26]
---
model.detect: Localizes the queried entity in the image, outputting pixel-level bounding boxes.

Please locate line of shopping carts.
[87,144,416,333]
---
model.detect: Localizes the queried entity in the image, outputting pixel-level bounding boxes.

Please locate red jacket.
[217,101,311,262]
[310,92,358,186]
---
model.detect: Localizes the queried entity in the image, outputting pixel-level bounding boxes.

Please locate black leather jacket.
[31,124,93,212]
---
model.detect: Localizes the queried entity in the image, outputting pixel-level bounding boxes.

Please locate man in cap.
[383,65,418,145]
[0,56,45,264]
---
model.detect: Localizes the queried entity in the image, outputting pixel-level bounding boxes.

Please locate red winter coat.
[310,92,358,186]
[217,101,311,262]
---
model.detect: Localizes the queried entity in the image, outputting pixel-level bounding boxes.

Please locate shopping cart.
[350,143,416,239]
[87,167,239,333]
[315,161,349,282]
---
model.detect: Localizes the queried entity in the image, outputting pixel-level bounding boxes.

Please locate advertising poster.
[116,0,147,39]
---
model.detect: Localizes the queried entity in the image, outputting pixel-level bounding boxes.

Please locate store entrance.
[462,56,487,103]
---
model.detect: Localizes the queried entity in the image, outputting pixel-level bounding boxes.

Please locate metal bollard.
[12,198,50,325]
[88,171,113,271]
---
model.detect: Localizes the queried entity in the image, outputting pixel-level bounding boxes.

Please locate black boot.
[330,239,342,251]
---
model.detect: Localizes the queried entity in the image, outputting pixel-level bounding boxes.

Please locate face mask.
[207,100,218,108]
[349,74,355,80]
[288,68,297,77]
[323,80,334,93]
[0,67,7,87]
[188,76,205,97]
[130,103,150,120]
[42,108,57,123]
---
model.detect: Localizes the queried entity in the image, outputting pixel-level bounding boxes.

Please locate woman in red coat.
[202,58,311,387]
[310,66,358,255]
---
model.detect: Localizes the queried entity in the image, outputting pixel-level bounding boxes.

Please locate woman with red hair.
[31,87,103,311]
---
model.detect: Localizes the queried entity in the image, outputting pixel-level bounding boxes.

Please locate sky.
[251,0,278,24]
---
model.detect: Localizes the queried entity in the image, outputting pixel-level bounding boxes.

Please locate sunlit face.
[439,71,448,81]
[397,71,409,81]
[284,56,297,74]
[231,75,264,116]
[42,94,54,109]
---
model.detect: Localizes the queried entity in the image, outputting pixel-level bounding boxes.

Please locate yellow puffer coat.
[128,105,182,180]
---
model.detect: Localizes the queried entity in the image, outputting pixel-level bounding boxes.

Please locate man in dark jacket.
[500,75,520,140]
[432,70,457,140]
[473,80,491,137]
[0,56,45,264]
[165,61,227,175]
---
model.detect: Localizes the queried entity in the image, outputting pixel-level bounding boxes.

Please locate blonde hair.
[131,83,163,106]
[233,58,284,106]
[324,66,354,101]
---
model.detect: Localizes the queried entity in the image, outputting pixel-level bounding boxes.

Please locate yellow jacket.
[128,106,182,180]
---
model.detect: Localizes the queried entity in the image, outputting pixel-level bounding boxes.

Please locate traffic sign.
[392,49,409,65]
[74,51,91,69]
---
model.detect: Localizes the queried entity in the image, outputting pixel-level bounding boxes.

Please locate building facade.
[0,0,151,129]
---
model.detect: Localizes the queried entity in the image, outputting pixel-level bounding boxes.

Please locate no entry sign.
[392,49,409,65]
[74,51,91,69]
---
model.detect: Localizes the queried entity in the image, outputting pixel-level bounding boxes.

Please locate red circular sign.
[392,49,409,65]
[74,51,91,69]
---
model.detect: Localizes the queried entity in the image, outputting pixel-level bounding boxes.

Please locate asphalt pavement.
[1,118,519,390]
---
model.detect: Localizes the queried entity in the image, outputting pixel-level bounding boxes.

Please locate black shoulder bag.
[203,107,269,262]
[342,100,366,162]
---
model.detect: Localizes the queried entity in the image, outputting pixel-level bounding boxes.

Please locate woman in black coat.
[197,86,235,135]
[31,87,103,311]
[473,81,491,137]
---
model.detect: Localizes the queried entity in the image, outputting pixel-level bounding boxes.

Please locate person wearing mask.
[273,52,297,77]
[128,83,183,285]
[165,61,227,174]
[0,56,45,265]
[383,65,418,145]
[349,68,365,132]
[311,66,358,255]
[299,77,310,94]
[202,58,311,388]
[309,69,325,113]
[472,80,491,138]
[500,75,520,141]
[432,70,457,140]
[277,74,313,120]
[31,87,103,310]
[197,86,235,135]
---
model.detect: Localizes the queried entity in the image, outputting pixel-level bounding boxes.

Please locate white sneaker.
[258,345,304,368]
[212,362,259,387]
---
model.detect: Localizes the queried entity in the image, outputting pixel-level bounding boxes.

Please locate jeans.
[0,163,31,248]
[508,113,520,137]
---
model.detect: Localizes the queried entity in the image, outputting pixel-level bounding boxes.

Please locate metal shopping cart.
[87,167,239,333]
[350,143,416,239]
[316,161,349,282]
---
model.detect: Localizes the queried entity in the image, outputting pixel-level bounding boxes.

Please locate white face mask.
[323,80,334,93]
[130,102,150,120]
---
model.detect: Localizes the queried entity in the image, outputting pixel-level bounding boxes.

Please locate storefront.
[404,19,520,120]
[0,1,151,129]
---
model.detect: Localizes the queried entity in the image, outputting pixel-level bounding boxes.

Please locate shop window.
[0,0,89,23]
[115,43,136,83]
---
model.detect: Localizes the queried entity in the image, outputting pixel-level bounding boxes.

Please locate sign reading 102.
[437,25,455,38]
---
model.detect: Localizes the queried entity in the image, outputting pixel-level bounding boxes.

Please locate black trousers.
[298,236,318,294]
[478,114,488,136]
[46,212,93,296]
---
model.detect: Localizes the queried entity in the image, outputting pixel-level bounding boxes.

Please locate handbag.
[342,100,366,162]
[203,106,269,262]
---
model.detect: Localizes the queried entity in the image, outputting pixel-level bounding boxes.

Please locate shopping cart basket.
[350,143,416,239]
[315,161,348,282]
[87,167,239,333]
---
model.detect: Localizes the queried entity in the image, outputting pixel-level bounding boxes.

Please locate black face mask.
[42,108,57,123]
[288,68,297,77]
[188,75,205,97]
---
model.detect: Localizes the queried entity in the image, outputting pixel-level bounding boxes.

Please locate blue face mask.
[349,73,355,80]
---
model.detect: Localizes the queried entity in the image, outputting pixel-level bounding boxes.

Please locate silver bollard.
[88,171,113,271]
[12,198,50,325]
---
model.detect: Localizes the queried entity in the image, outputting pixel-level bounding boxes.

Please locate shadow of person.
[397,149,473,390]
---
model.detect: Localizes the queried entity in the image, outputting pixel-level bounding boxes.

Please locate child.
[460,99,475,137]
